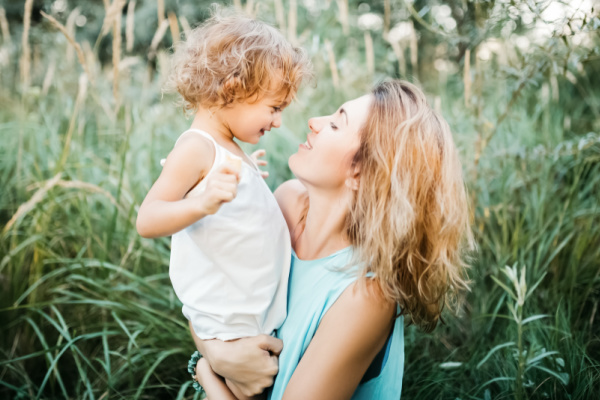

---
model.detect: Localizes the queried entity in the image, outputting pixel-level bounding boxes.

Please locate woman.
[192,80,473,399]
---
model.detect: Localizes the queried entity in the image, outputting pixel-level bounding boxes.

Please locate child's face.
[221,90,291,145]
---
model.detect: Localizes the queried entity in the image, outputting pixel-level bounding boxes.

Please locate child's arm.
[136,134,240,238]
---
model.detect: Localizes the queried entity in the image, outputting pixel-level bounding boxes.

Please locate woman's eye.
[330,122,338,130]
[273,107,282,112]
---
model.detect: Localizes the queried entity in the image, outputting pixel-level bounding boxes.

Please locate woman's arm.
[189,322,282,397]
[136,134,239,238]
[282,280,395,400]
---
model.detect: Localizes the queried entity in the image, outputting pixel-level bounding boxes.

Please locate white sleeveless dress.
[168,129,291,341]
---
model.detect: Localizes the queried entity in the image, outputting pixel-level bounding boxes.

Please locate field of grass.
[1,0,599,399]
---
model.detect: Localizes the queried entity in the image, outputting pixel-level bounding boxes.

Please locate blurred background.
[0,0,599,399]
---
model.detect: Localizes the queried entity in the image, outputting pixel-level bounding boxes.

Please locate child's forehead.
[260,87,293,105]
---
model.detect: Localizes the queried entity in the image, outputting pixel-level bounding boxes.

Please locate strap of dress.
[161,129,219,167]
[178,128,219,147]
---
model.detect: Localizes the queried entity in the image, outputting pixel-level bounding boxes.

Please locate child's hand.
[251,149,269,179]
[197,163,240,215]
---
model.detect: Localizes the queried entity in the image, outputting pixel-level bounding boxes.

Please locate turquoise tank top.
[269,247,404,399]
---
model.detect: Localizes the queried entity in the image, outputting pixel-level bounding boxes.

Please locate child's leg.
[225,379,266,400]
[196,358,237,400]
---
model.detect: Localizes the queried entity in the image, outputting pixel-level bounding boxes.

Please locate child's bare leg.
[225,379,266,400]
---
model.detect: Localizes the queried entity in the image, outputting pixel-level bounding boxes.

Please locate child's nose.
[272,112,282,128]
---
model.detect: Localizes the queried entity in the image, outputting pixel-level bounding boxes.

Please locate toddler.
[136,10,312,399]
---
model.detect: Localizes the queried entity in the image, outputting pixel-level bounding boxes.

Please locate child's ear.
[222,76,242,100]
[345,165,360,191]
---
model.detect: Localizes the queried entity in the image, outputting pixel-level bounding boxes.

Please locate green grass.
[1,0,599,399]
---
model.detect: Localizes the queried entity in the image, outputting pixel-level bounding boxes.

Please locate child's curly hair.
[166,9,312,112]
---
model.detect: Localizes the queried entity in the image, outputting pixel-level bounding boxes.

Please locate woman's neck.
[294,185,353,260]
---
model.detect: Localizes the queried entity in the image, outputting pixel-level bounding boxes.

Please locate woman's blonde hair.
[347,80,474,332]
[166,9,312,112]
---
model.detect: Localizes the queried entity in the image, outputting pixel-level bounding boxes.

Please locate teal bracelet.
[187,350,204,393]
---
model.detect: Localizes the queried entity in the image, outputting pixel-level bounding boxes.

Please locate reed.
[179,15,191,38]
[409,20,418,76]
[126,0,136,52]
[336,0,350,35]
[245,0,256,17]
[148,19,170,60]
[41,58,56,96]
[464,48,471,108]
[40,11,92,83]
[112,0,123,107]
[325,39,339,88]
[65,8,80,64]
[364,31,374,75]
[168,12,180,44]
[274,0,286,32]
[288,0,297,43]
[157,0,165,25]
[0,7,10,45]
[20,0,33,92]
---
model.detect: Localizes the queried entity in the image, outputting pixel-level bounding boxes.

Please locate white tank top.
[168,129,291,341]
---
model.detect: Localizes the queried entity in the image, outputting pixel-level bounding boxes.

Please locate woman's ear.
[345,165,360,191]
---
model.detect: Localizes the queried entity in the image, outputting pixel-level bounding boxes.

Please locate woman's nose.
[308,117,323,133]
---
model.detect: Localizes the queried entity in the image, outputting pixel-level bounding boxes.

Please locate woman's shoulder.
[274,179,308,235]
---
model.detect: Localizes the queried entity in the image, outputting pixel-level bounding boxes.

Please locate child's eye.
[330,122,338,130]
[272,107,282,112]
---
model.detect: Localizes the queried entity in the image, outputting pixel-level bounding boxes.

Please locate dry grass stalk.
[389,40,406,76]
[0,7,11,45]
[102,0,110,10]
[3,174,63,234]
[463,49,471,108]
[40,11,93,83]
[409,20,418,74]
[112,3,122,105]
[41,58,56,95]
[157,0,165,25]
[20,0,34,91]
[274,0,286,32]
[168,12,180,43]
[364,31,374,75]
[126,0,136,52]
[325,40,339,88]
[179,16,191,38]
[384,0,391,37]
[66,8,81,64]
[100,0,126,38]
[56,74,88,173]
[336,0,349,35]
[288,0,297,43]
[148,19,170,60]
[247,0,257,17]
[233,0,242,11]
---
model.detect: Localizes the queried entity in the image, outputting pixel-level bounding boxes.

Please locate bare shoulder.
[273,179,308,234]
[281,279,395,399]
[330,279,395,330]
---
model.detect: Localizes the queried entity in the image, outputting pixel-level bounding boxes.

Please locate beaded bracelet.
[187,350,204,393]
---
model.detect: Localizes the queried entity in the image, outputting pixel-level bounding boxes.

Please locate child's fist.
[197,162,240,215]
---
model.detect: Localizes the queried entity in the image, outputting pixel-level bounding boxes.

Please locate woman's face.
[289,95,372,190]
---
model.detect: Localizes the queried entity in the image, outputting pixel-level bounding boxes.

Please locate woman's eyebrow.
[339,108,348,125]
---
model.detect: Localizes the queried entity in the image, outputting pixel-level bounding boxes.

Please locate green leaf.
[477,342,516,369]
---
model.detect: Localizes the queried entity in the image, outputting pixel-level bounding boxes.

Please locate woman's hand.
[190,323,282,397]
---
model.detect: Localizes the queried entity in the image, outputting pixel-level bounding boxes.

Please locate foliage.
[1,0,599,399]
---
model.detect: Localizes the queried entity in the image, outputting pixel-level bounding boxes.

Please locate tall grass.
[1,0,599,399]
